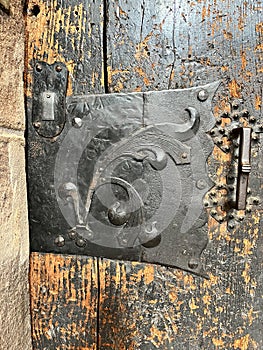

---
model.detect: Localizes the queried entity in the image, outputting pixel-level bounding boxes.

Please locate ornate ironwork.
[28,61,221,276]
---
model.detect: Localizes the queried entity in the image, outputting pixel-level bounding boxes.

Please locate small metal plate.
[27,76,220,276]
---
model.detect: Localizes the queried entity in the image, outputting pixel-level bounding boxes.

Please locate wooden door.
[25,0,262,349]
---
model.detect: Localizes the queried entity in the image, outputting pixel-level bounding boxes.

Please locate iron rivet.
[35,63,42,72]
[229,185,234,192]
[232,100,240,109]
[188,258,199,269]
[46,94,51,98]
[246,207,252,213]
[72,117,83,128]
[120,238,128,246]
[249,116,256,123]
[233,114,239,120]
[217,183,224,189]
[181,153,188,159]
[253,198,259,205]
[55,235,65,247]
[86,230,94,240]
[238,216,244,221]
[55,65,62,72]
[196,179,207,190]
[218,216,224,223]
[197,89,209,102]
[204,201,209,207]
[76,238,86,247]
[242,109,249,117]
[221,112,229,118]
[229,213,234,219]
[33,121,41,129]
[228,222,235,229]
[68,231,77,240]
[210,191,216,197]
[216,118,222,125]
[211,209,217,216]
[213,200,218,205]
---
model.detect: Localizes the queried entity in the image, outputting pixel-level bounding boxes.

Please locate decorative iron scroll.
[28,72,220,276]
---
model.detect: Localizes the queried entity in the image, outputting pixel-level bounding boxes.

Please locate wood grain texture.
[98,0,263,349]
[27,0,263,349]
[25,1,104,348]
[30,253,98,349]
[25,0,105,95]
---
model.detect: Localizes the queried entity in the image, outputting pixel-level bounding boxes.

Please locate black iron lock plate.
[27,62,223,276]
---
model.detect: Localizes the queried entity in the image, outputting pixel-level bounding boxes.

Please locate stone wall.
[0,1,32,349]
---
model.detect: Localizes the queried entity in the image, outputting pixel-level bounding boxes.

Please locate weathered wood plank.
[26,1,104,348]
[98,0,263,348]
[25,0,105,95]
[98,216,262,349]
[30,253,98,349]
[27,0,262,348]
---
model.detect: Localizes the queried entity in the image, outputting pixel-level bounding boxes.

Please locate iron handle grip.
[234,127,252,210]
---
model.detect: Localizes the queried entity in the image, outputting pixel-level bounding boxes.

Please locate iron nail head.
[198,89,209,102]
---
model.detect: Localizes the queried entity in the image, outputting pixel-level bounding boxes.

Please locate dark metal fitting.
[68,231,77,239]
[55,65,63,72]
[76,238,86,247]
[197,89,209,101]
[72,117,83,128]
[188,258,199,269]
[35,63,42,72]
[228,222,235,229]
[232,99,240,109]
[242,109,249,118]
[55,235,65,247]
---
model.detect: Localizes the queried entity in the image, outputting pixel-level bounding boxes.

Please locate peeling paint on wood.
[30,253,98,349]
[27,0,262,349]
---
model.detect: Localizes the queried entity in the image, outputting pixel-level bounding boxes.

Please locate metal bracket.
[32,61,68,138]
[28,62,222,277]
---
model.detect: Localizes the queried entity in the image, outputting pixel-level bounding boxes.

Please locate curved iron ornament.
[28,73,220,277]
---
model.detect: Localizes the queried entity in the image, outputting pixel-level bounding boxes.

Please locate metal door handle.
[232,127,252,210]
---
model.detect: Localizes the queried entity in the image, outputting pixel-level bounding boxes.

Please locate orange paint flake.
[255,95,261,110]
[228,80,241,98]
[202,294,211,305]
[233,334,250,349]
[255,43,263,51]
[242,263,251,284]
[223,30,233,40]
[255,22,263,34]
[241,50,247,70]
[189,297,199,311]
[202,6,207,22]
[241,238,254,256]
[212,338,225,347]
